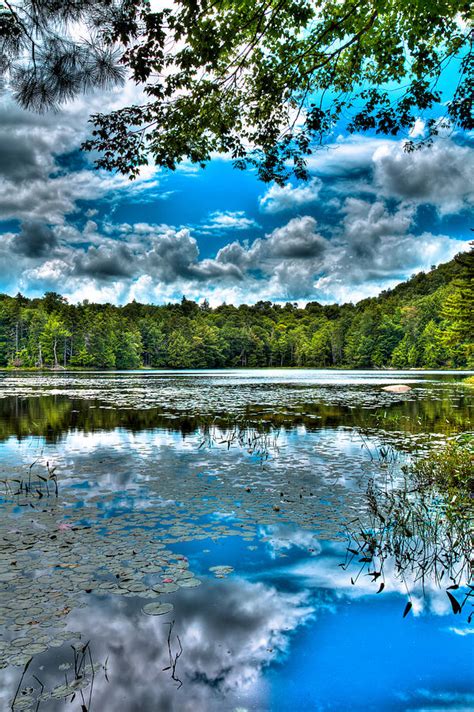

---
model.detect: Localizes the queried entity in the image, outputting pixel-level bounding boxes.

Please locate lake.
[0,370,472,711]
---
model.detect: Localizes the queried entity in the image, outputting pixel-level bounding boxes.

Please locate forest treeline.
[0,252,472,370]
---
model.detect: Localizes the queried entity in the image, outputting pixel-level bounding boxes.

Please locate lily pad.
[178,577,201,588]
[142,602,174,616]
[152,582,179,593]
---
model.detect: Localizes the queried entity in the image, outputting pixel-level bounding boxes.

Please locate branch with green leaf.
[1,1,472,182]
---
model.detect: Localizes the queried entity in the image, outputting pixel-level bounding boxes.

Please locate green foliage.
[0,1,125,111]
[441,252,474,367]
[0,2,470,182]
[409,436,473,499]
[0,252,471,370]
[39,315,71,367]
[83,0,472,182]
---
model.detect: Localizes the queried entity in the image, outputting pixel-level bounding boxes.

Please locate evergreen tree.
[0,253,471,370]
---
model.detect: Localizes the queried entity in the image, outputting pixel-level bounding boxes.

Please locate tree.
[0,0,125,111]
[441,249,474,367]
[24,307,48,366]
[40,315,71,367]
[372,314,404,367]
[420,320,445,368]
[1,1,471,183]
[308,322,332,366]
[190,322,225,367]
[73,310,117,368]
[0,253,470,370]
[0,298,16,365]
[138,317,167,367]
[344,310,378,367]
[115,327,142,369]
[167,331,193,368]
[84,0,473,182]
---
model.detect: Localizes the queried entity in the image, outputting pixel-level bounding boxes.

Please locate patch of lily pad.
[0,407,413,683]
[209,565,234,578]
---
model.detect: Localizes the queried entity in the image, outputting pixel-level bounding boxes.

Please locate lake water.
[0,370,472,711]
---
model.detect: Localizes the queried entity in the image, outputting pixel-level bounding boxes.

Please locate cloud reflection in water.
[45,578,314,711]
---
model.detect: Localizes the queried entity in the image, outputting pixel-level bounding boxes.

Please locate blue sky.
[0,66,472,306]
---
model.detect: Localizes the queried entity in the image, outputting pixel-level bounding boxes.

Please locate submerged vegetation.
[0,252,472,370]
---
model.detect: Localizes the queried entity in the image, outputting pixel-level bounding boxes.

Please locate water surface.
[0,370,472,711]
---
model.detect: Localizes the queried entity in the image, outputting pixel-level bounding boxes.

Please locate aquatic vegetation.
[0,371,472,442]
[142,602,174,616]
[10,641,106,710]
[198,420,279,463]
[408,434,473,501]
[0,461,59,502]
[0,419,370,681]
[209,566,234,579]
[163,620,183,690]
[342,438,473,619]
[0,484,202,672]
[0,371,472,710]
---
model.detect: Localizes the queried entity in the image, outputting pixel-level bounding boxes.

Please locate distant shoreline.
[1,367,473,374]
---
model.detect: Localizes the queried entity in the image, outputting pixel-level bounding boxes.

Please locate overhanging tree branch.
[0,0,471,182]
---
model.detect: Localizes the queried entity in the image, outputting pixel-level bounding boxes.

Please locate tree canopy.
[0,252,472,370]
[1,0,472,182]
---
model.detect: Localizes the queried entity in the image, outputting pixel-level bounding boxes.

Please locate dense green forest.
[0,251,472,370]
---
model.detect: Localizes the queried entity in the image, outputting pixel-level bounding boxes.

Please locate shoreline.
[0,366,473,374]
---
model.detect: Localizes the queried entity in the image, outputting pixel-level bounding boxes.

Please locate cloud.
[72,244,135,279]
[409,118,426,138]
[210,216,330,299]
[0,74,470,307]
[216,216,328,268]
[0,126,54,182]
[12,221,59,258]
[0,165,157,225]
[406,689,474,711]
[0,82,160,225]
[146,228,201,282]
[448,627,474,637]
[0,578,312,712]
[202,210,258,231]
[373,140,474,215]
[260,216,328,259]
[309,198,468,302]
[4,203,468,307]
[305,135,474,215]
[259,178,321,213]
[339,197,416,264]
[260,525,321,558]
[306,136,393,177]
[213,202,468,303]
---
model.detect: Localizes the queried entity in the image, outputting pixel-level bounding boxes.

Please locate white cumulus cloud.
[259,178,322,213]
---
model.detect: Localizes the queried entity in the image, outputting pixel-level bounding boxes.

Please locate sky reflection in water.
[0,371,472,711]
